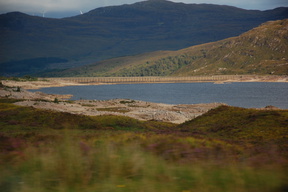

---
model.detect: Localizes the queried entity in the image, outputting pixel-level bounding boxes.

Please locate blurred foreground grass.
[0,99,288,192]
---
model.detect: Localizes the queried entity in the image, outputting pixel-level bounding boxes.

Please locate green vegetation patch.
[91,115,144,131]
[0,103,156,132]
[96,107,130,113]
[180,105,288,145]
[0,75,38,81]
[119,99,135,104]
[0,131,286,192]
[0,98,25,104]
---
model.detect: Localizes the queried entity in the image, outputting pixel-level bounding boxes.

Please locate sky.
[0,0,287,18]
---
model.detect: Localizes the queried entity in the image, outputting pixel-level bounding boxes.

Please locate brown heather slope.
[45,19,288,77]
[174,19,288,76]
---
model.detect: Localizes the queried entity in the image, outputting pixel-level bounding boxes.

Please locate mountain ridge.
[0,0,288,76]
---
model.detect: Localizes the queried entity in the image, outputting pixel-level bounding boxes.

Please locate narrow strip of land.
[2,75,287,90]
[44,75,288,84]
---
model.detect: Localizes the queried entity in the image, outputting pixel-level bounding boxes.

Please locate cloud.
[0,0,88,12]
[0,0,139,13]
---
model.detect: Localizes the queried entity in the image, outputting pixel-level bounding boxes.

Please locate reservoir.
[30,82,288,109]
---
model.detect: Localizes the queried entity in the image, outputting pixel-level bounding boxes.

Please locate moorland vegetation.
[1,98,288,192]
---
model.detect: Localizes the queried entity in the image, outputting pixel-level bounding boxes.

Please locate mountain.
[0,0,288,76]
[44,19,288,77]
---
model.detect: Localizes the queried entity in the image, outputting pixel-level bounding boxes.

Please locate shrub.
[53,98,59,104]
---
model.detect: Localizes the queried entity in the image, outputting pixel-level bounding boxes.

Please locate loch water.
[30,82,288,109]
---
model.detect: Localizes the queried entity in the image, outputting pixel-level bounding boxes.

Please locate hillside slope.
[47,19,288,77]
[179,105,288,146]
[1,100,288,191]
[174,19,288,76]
[1,0,288,76]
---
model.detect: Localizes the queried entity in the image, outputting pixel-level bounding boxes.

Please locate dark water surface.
[30,82,288,109]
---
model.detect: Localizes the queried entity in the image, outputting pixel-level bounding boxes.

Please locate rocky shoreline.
[0,80,225,124]
[1,78,285,123]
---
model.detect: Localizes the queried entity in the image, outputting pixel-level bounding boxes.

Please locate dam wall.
[43,75,258,83]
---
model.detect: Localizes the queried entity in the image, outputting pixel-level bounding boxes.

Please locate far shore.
[1,75,287,89]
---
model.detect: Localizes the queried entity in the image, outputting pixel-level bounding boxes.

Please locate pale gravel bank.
[0,82,224,124]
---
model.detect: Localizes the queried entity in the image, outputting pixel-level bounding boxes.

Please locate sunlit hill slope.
[1,98,288,191]
[43,19,288,77]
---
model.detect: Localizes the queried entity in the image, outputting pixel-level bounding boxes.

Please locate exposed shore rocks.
[0,82,224,124]
[1,78,286,124]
